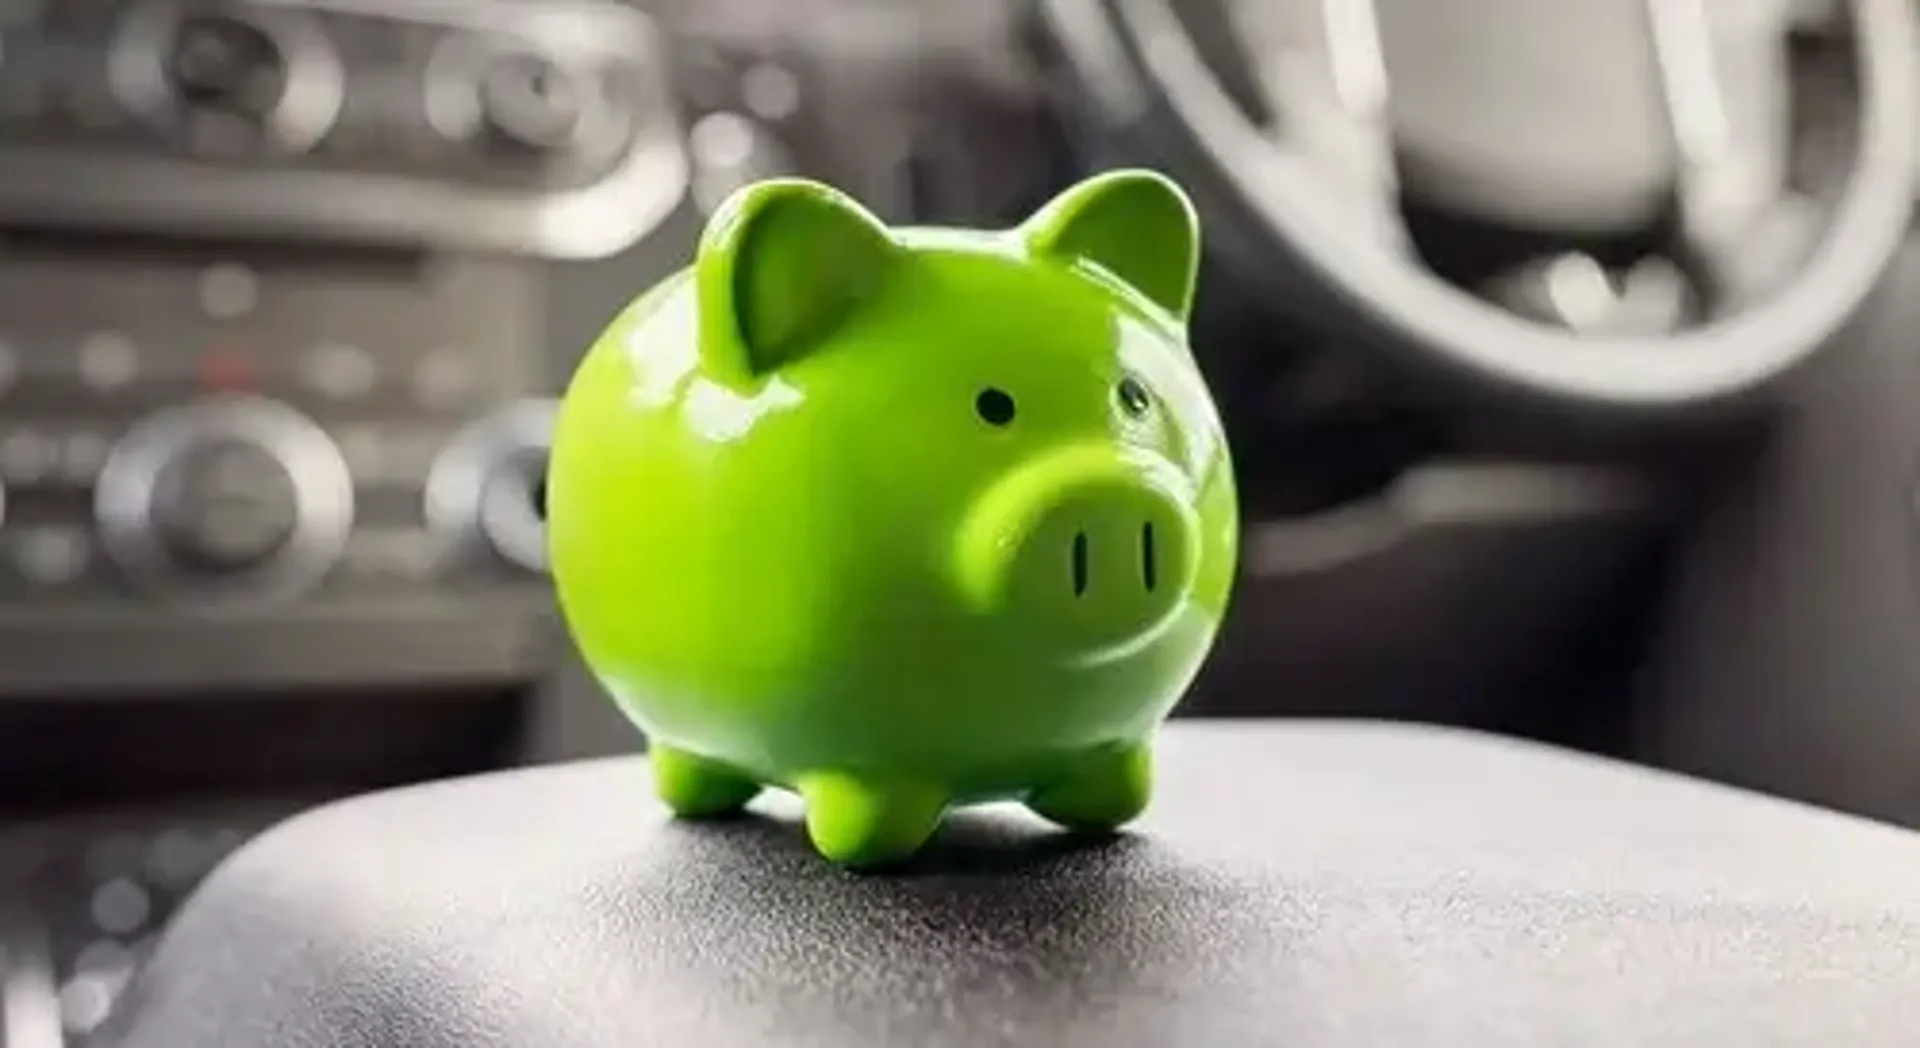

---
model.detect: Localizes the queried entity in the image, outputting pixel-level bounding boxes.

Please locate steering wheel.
[1040,0,1917,413]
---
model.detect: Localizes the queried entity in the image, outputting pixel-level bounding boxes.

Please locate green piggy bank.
[547,170,1237,867]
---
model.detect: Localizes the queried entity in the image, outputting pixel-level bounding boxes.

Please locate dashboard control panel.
[0,0,689,700]
[0,245,555,695]
[0,0,685,258]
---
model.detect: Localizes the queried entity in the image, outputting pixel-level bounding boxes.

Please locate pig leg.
[1025,740,1152,833]
[797,772,948,867]
[649,744,763,817]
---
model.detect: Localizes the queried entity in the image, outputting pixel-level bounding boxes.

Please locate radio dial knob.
[165,12,289,122]
[96,398,353,607]
[424,34,632,165]
[426,399,554,574]
[150,436,301,572]
[109,0,343,154]
[477,50,588,153]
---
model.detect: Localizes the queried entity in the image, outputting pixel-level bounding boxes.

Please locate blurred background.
[0,0,1915,1043]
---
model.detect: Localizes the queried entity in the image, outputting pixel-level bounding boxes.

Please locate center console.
[0,245,555,694]
[0,0,680,696]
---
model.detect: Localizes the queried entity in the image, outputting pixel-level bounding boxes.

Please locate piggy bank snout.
[957,445,1198,651]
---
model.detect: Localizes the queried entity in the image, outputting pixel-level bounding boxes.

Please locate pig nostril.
[1071,531,1089,597]
[1140,522,1156,592]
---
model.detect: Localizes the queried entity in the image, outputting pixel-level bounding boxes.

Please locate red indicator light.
[198,352,253,391]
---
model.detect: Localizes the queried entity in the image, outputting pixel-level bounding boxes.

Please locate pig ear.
[1022,169,1200,323]
[695,178,897,388]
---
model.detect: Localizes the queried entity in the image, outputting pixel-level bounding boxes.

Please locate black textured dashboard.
[90,722,1920,1048]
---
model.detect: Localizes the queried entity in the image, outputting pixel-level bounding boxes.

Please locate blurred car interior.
[0,0,1918,1044]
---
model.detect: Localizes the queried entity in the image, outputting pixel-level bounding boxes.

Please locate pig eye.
[975,387,1017,426]
[1116,375,1152,418]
